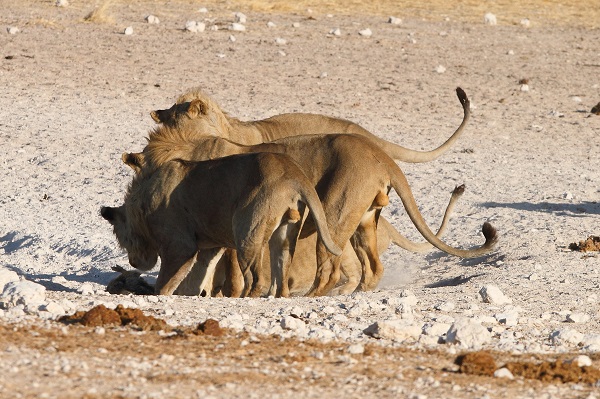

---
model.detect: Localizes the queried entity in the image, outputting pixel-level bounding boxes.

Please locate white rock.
[56,0,69,6]
[185,21,206,33]
[388,16,402,25]
[347,344,364,354]
[495,311,519,327]
[0,268,19,292]
[1,281,46,308]
[520,84,530,92]
[567,355,592,368]
[358,28,372,37]
[78,282,94,295]
[479,285,512,305]
[484,12,497,25]
[435,301,455,312]
[40,301,65,316]
[329,28,341,36]
[435,65,446,73]
[364,320,422,341]
[281,316,306,332]
[229,35,236,42]
[7,27,20,35]
[267,21,276,28]
[124,26,133,35]
[446,318,491,349]
[146,15,159,24]
[571,96,583,103]
[275,37,287,45]
[209,25,219,31]
[198,7,208,13]
[292,22,300,28]
[550,328,584,346]
[234,12,247,24]
[229,23,245,32]
[494,368,514,379]
[520,18,530,27]
[562,191,573,200]
[566,313,590,323]
[321,305,337,314]
[319,72,328,79]
[423,322,451,337]
[507,49,515,55]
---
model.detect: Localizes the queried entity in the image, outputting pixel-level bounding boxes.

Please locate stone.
[0,268,19,292]
[275,37,287,45]
[56,0,69,6]
[388,16,402,25]
[330,28,341,36]
[494,367,514,379]
[550,328,584,346]
[479,285,512,305]
[292,22,300,28]
[358,28,372,37]
[185,21,206,33]
[267,21,276,28]
[435,65,446,73]
[7,27,20,35]
[234,12,247,24]
[364,320,422,341]
[1,280,46,309]
[484,13,497,25]
[435,301,455,312]
[347,344,364,354]
[494,310,519,327]
[446,318,491,349]
[78,282,94,295]
[567,355,592,368]
[146,15,159,24]
[124,27,133,35]
[229,23,245,32]
[566,313,590,323]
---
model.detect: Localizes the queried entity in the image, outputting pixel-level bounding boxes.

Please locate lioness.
[101,152,342,297]
[124,133,497,296]
[151,87,470,164]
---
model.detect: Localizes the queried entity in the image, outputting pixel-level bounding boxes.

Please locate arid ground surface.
[1,1,600,398]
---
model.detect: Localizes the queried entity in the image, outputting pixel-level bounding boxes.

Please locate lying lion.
[124,132,496,297]
[151,87,470,164]
[101,152,342,297]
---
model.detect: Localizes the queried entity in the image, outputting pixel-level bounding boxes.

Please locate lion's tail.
[295,183,343,257]
[388,165,497,258]
[370,87,470,163]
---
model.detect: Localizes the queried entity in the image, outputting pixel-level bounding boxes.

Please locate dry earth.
[1,0,600,398]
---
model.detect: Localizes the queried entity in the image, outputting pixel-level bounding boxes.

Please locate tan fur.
[151,87,471,163]
[126,133,497,296]
[101,153,342,297]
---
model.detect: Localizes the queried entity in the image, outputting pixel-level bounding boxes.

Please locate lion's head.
[150,87,232,135]
[100,205,158,272]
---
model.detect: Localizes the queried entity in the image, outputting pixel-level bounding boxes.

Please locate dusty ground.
[1,0,600,398]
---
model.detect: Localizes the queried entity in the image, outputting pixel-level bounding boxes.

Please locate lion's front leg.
[155,248,198,295]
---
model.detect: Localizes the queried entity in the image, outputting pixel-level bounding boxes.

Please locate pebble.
[347,344,364,354]
[446,318,491,349]
[123,27,133,35]
[520,18,530,27]
[275,37,287,45]
[358,28,372,37]
[78,282,94,295]
[329,28,341,36]
[292,22,300,28]
[567,355,592,367]
[56,0,69,6]
[7,27,20,35]
[435,301,454,312]
[495,310,519,327]
[364,320,422,341]
[435,65,446,74]
[0,268,20,292]
[388,16,402,25]
[550,328,583,346]
[479,285,512,305]
[484,13,497,26]
[146,15,159,24]
[494,368,514,379]
[566,313,590,323]
[229,35,236,42]
[234,12,247,24]
[267,21,276,28]
[1,280,46,309]
[520,84,530,92]
[185,21,206,33]
[229,23,245,32]
[198,7,208,13]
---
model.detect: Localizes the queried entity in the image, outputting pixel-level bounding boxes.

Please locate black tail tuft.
[456,87,469,108]
[453,184,466,196]
[482,222,498,245]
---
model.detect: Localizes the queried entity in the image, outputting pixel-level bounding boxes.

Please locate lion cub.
[101,152,342,297]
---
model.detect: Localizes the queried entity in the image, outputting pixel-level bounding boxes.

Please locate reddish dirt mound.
[59,304,169,331]
[195,318,225,336]
[457,351,600,384]
[456,351,497,376]
[569,236,600,252]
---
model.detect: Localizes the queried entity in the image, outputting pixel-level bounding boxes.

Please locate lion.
[124,132,496,297]
[150,87,470,164]
[101,152,342,297]
[171,185,465,297]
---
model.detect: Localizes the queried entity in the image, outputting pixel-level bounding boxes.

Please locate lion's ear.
[101,206,123,224]
[187,99,208,118]
[150,110,162,123]
[121,152,144,175]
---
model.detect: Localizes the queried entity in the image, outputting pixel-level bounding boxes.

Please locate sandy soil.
[1,0,600,398]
